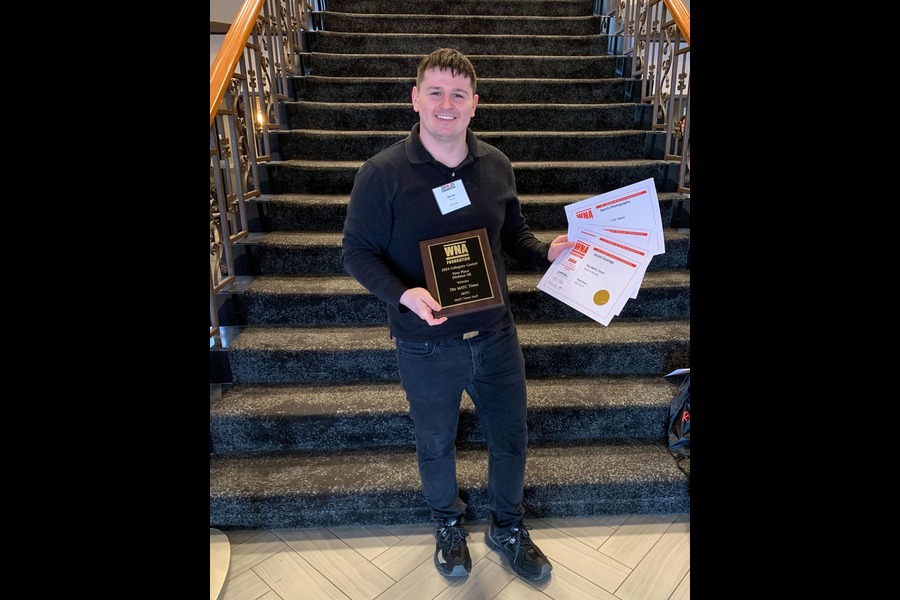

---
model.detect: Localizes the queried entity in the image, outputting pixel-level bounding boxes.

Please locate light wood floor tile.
[258,592,281,600]
[494,576,554,600]
[532,563,617,600]
[540,516,618,550]
[370,524,434,580]
[529,525,631,592]
[375,555,454,600]
[600,514,678,568]
[383,523,429,537]
[223,530,266,545]
[275,527,396,599]
[615,514,690,600]
[218,568,272,600]
[435,556,517,600]
[329,524,400,561]
[593,514,631,529]
[670,570,690,600]
[253,550,347,600]
[225,531,287,580]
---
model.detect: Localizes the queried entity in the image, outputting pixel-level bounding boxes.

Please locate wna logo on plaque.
[442,240,470,264]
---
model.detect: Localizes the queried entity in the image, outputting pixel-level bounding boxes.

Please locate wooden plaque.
[418,228,505,318]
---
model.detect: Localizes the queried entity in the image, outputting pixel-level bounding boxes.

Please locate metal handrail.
[210,0,267,128]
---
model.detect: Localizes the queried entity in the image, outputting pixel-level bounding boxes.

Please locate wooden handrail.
[210,0,266,127]
[665,0,690,46]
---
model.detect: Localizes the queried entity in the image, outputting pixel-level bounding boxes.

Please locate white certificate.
[564,178,665,256]
[569,226,651,300]
[537,232,647,326]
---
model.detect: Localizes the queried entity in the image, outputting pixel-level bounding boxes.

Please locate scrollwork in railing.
[245,18,274,162]
[678,108,690,190]
[230,81,256,198]
[274,1,302,77]
[210,171,226,286]
[651,37,674,130]
[599,0,689,196]
[210,121,238,285]
[210,0,312,340]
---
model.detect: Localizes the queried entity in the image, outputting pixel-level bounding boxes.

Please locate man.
[341,48,573,580]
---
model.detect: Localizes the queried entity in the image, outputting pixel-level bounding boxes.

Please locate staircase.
[209,0,690,531]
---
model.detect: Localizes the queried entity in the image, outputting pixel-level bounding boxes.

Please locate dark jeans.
[395,325,528,533]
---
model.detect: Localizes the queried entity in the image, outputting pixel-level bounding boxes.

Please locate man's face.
[412,67,479,146]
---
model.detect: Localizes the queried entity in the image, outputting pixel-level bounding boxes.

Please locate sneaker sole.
[484,531,553,581]
[434,557,470,577]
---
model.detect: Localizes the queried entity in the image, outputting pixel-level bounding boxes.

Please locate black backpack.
[667,373,690,459]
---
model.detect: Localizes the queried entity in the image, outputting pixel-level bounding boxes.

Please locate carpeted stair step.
[259,159,672,196]
[210,376,678,453]
[225,320,690,384]
[217,270,689,327]
[324,0,595,18]
[272,130,648,162]
[232,228,689,276]
[305,53,618,79]
[312,12,604,36]
[513,159,677,193]
[292,76,629,104]
[208,440,690,530]
[246,192,684,232]
[281,101,637,132]
[307,31,609,56]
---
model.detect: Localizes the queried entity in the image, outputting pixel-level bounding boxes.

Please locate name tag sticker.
[432,179,472,215]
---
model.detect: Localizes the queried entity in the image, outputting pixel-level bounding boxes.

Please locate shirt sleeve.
[340,160,410,309]
[498,164,552,270]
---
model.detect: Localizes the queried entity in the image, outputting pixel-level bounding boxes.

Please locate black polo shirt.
[341,123,550,341]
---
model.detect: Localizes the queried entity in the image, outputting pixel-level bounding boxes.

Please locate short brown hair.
[416,48,477,95]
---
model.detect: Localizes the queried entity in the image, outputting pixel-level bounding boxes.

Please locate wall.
[210,0,245,67]
[211,0,244,25]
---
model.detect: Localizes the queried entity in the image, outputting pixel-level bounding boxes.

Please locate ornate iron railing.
[598,0,690,194]
[210,0,321,342]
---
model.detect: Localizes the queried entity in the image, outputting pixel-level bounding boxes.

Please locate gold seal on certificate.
[419,228,505,318]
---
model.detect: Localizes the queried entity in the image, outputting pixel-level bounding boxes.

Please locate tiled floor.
[212,512,689,600]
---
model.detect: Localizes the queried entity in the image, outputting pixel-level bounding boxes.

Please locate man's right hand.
[400,287,449,326]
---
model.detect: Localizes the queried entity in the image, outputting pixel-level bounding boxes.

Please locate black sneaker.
[434,517,471,577]
[485,522,552,580]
